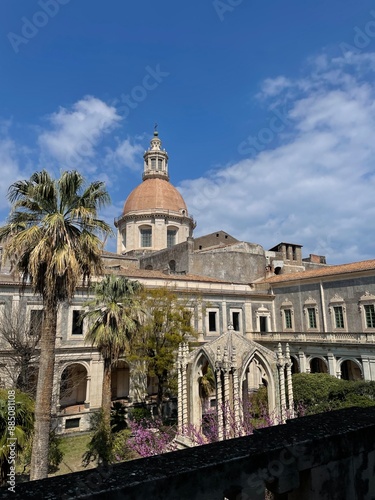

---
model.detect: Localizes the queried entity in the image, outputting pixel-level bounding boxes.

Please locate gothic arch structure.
[177,327,295,443]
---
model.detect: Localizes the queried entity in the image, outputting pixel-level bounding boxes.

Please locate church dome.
[122,178,188,215]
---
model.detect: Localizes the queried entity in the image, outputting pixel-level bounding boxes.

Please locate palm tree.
[0,170,112,480]
[199,365,216,413]
[83,274,143,461]
[0,389,34,485]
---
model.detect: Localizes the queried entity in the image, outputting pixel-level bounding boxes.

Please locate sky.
[1,1,375,264]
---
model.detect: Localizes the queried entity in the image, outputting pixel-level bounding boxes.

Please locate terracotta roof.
[260,259,375,284]
[123,178,187,215]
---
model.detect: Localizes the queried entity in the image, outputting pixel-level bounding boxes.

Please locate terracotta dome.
[123,178,188,215]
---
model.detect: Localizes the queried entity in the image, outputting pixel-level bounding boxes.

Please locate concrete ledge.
[1,407,375,499]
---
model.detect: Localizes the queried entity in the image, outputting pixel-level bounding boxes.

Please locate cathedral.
[1,130,375,433]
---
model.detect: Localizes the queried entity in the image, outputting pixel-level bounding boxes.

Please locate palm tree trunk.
[100,358,113,464]
[30,299,57,480]
[102,358,112,431]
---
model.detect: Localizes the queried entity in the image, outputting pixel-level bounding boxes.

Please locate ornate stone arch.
[58,361,90,409]
[307,355,328,374]
[337,357,363,380]
[241,349,277,415]
[189,348,216,428]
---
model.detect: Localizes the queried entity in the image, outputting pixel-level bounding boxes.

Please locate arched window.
[140,226,152,248]
[167,227,178,248]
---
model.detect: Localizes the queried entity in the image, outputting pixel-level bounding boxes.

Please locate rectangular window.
[167,229,177,248]
[141,228,152,247]
[334,306,344,329]
[307,308,317,329]
[260,316,267,333]
[29,309,43,336]
[284,309,292,329]
[208,311,217,332]
[232,312,240,331]
[158,158,163,170]
[151,158,156,169]
[65,418,80,429]
[364,304,375,328]
[71,310,83,335]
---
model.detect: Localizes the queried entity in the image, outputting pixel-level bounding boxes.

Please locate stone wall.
[139,240,192,274]
[271,275,375,333]
[191,242,267,283]
[2,406,375,499]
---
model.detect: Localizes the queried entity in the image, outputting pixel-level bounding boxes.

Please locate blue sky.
[1,1,375,263]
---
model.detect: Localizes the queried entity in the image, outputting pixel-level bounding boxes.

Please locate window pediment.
[329,293,344,304]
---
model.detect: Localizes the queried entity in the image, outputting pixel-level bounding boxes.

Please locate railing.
[251,331,375,344]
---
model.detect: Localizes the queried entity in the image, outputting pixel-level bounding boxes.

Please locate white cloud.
[105,137,143,173]
[38,96,121,170]
[179,52,375,264]
[259,76,292,98]
[0,136,21,212]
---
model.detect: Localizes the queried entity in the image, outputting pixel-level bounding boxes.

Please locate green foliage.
[199,366,215,400]
[112,429,136,462]
[0,170,112,301]
[111,402,127,433]
[130,288,198,414]
[19,430,64,474]
[82,410,114,467]
[0,170,112,480]
[248,385,268,418]
[293,373,375,415]
[0,389,34,485]
[128,405,152,423]
[83,275,143,453]
[48,432,64,472]
[84,275,143,362]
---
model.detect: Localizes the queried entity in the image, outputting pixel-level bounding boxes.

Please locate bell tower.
[143,130,169,181]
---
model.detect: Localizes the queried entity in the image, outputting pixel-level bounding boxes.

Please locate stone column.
[327,352,336,377]
[54,366,62,414]
[177,344,183,433]
[231,346,241,437]
[223,347,230,439]
[298,349,306,373]
[84,376,91,409]
[216,347,224,442]
[361,357,370,381]
[285,344,294,418]
[182,343,189,429]
[277,343,286,423]
[222,301,227,334]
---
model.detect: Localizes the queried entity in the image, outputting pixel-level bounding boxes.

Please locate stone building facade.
[0,131,375,434]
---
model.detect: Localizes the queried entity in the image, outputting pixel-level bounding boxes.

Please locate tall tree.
[83,274,143,463]
[0,302,41,395]
[132,288,197,417]
[0,170,111,480]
